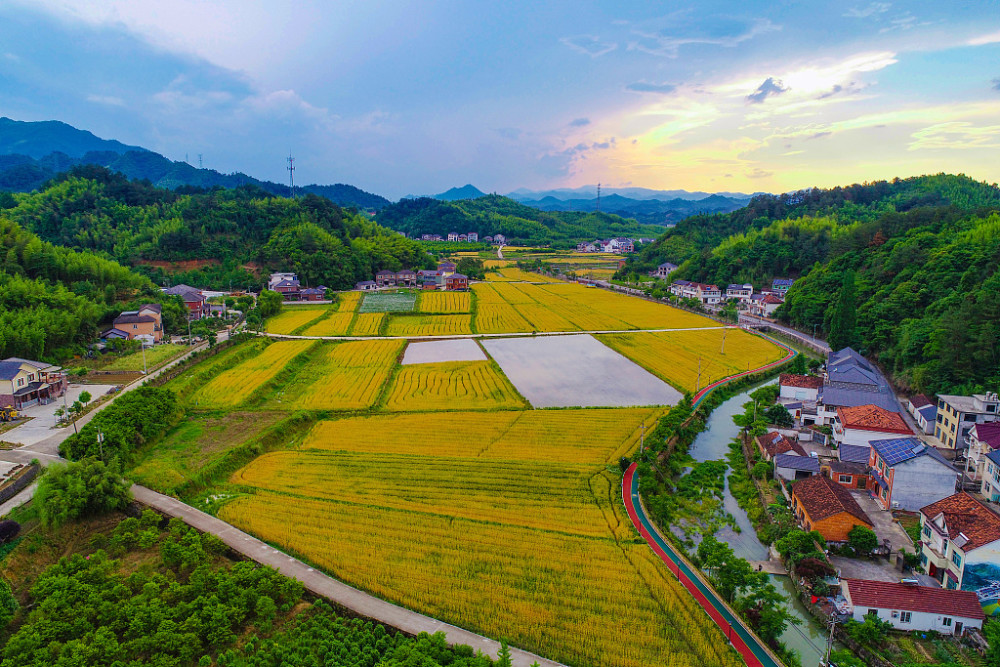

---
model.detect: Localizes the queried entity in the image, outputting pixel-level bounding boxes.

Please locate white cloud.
[628,17,779,58]
[968,30,1000,46]
[843,3,892,18]
[560,35,617,57]
[909,121,1000,150]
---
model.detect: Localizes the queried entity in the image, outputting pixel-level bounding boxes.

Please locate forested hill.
[621,173,1000,394]
[376,194,667,246]
[0,212,188,361]
[1,166,433,292]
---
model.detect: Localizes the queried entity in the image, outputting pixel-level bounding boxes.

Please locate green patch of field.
[359,291,416,313]
[103,344,187,372]
[130,411,285,494]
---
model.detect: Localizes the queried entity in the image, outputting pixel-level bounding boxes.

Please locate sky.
[1,1,999,200]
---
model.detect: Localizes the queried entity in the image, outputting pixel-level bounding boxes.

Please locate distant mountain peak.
[0,116,145,159]
[434,184,486,200]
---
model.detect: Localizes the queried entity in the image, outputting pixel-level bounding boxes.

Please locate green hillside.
[619,174,1000,394]
[3,166,433,292]
[376,194,667,246]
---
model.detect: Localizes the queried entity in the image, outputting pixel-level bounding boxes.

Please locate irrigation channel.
[687,380,830,666]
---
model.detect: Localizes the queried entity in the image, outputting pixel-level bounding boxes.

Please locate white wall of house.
[888,457,958,512]
[780,385,819,402]
[834,426,906,448]
[849,606,980,634]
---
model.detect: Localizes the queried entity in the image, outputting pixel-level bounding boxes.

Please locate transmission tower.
[198,154,203,169]
[596,182,601,213]
[287,153,295,197]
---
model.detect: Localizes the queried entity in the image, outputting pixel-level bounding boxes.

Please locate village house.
[602,237,635,254]
[493,234,506,245]
[576,241,597,252]
[771,278,795,296]
[108,303,163,344]
[447,232,459,242]
[842,579,983,635]
[919,492,1000,591]
[437,261,457,276]
[267,272,297,290]
[980,450,1000,502]
[868,437,957,511]
[970,423,1000,487]
[725,283,754,304]
[417,269,443,289]
[907,394,938,435]
[935,392,1000,450]
[790,474,874,542]
[163,284,209,319]
[445,273,469,291]
[458,234,468,242]
[395,269,417,287]
[779,374,823,402]
[653,262,678,279]
[816,348,903,424]
[0,358,67,409]
[299,287,327,301]
[375,270,397,287]
[355,280,377,291]
[775,454,820,481]
[833,404,913,448]
[669,280,721,305]
[756,431,806,461]
[748,293,783,318]
[420,234,444,241]
[823,459,870,491]
[467,232,478,242]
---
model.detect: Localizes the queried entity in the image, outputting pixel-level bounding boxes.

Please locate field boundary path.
[622,333,796,667]
[264,324,732,341]
[132,486,562,667]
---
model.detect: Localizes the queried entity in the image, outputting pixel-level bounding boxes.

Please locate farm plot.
[359,291,416,313]
[189,340,315,408]
[418,291,471,314]
[336,291,361,312]
[537,283,717,330]
[482,334,682,408]
[473,303,533,334]
[384,314,472,336]
[264,306,328,334]
[103,344,186,371]
[598,329,786,392]
[300,312,355,336]
[220,406,742,667]
[279,339,404,411]
[496,267,563,282]
[349,312,385,336]
[384,360,525,411]
[401,339,486,364]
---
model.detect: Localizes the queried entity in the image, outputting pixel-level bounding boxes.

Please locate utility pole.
[720,327,727,355]
[696,357,702,392]
[596,182,601,213]
[97,429,105,461]
[824,619,837,666]
[640,421,645,456]
[198,154,203,169]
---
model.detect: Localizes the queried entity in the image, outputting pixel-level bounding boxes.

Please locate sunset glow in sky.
[2,1,999,198]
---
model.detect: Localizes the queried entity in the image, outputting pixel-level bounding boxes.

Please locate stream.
[686,380,830,667]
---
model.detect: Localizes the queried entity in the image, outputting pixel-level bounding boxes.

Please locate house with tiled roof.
[0,358,67,409]
[918,492,1000,593]
[755,431,806,461]
[980,450,1000,503]
[868,437,957,511]
[935,392,999,450]
[791,475,873,542]
[843,579,984,634]
[775,454,820,481]
[748,293,783,318]
[972,423,1000,492]
[779,374,823,402]
[725,283,753,304]
[815,348,904,424]
[164,284,209,319]
[833,404,912,448]
[823,459,870,491]
[653,262,678,279]
[771,278,795,295]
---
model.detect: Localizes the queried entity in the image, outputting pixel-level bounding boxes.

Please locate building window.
[923,524,931,538]
[952,552,962,568]
[943,616,953,626]
[839,475,852,483]
[867,609,878,617]
[900,611,912,623]
[921,553,928,565]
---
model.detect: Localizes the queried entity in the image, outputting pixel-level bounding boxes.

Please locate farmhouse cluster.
[418,232,507,244]
[575,237,650,254]
[662,273,794,318]
[355,262,469,292]
[747,345,1000,637]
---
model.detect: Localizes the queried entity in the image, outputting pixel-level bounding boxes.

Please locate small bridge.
[748,560,787,576]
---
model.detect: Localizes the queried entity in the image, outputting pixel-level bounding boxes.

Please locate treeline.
[3,166,434,290]
[0,214,186,360]
[376,194,666,247]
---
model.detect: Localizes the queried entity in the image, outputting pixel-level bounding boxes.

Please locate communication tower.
[287,153,295,197]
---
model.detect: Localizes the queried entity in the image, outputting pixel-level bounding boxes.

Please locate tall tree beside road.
[827,270,859,352]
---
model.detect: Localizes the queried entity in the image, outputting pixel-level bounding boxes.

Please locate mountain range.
[0,117,390,210]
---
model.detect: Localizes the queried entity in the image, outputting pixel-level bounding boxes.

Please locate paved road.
[738,315,830,354]
[133,486,560,667]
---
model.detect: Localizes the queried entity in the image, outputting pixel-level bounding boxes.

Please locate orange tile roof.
[920,492,1000,551]
[844,579,984,619]
[792,475,873,527]
[837,404,911,434]
[780,373,823,389]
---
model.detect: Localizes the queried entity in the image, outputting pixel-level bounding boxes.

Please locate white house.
[971,423,1000,486]
[267,272,298,290]
[919,492,1000,596]
[467,232,479,242]
[447,232,459,242]
[779,374,823,402]
[833,404,913,448]
[654,262,678,278]
[981,451,1000,503]
[867,437,957,512]
[843,579,984,635]
[748,293,783,317]
[725,283,754,304]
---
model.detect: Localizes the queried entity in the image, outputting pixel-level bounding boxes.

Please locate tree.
[34,458,132,528]
[0,578,16,629]
[847,525,879,558]
[775,529,826,564]
[496,640,513,667]
[827,269,859,351]
[256,289,283,319]
[984,619,1000,667]
[764,404,794,427]
[0,520,20,543]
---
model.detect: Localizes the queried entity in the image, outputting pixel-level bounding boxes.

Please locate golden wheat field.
[484,271,513,281]
[418,291,471,314]
[384,314,473,336]
[384,360,525,410]
[264,307,327,334]
[220,405,742,667]
[474,303,534,334]
[538,283,717,329]
[598,328,786,391]
[300,312,355,336]
[349,312,385,336]
[337,291,361,312]
[286,339,404,410]
[189,340,315,408]
[496,267,563,282]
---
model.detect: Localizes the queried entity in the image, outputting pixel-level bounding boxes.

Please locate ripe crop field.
[538,283,718,330]
[384,361,525,411]
[418,291,471,314]
[384,314,473,336]
[220,406,742,667]
[484,271,513,281]
[264,306,328,334]
[281,339,404,411]
[474,303,533,333]
[189,340,315,408]
[359,291,416,313]
[598,329,785,391]
[300,312,355,336]
[482,259,513,268]
[496,267,563,282]
[336,291,361,312]
[349,312,385,336]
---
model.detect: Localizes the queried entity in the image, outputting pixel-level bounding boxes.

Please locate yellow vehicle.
[0,407,18,422]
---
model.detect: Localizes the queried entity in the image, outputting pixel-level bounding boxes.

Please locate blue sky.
[1,1,999,199]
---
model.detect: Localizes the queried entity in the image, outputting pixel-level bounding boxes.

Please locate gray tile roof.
[821,385,902,412]
[839,444,872,464]
[774,454,820,472]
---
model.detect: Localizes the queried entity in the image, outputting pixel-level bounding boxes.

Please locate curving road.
[622,333,796,667]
